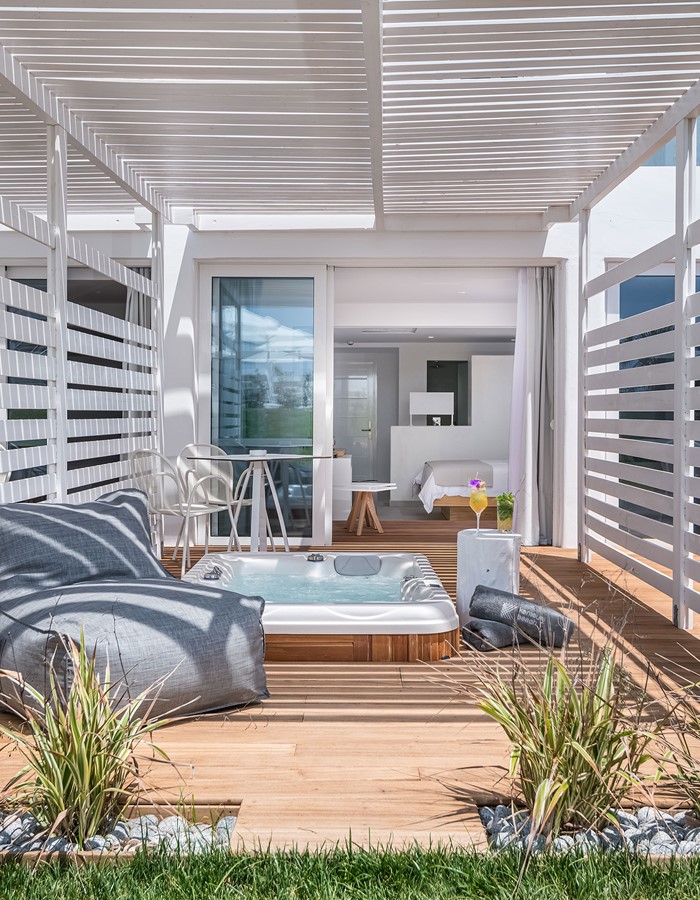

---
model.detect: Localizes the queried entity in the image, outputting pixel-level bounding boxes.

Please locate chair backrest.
[129,449,184,514]
[177,443,233,506]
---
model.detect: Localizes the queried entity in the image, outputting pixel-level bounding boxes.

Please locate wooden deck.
[3,519,700,850]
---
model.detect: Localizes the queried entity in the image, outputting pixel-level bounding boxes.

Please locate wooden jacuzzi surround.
[265,628,460,663]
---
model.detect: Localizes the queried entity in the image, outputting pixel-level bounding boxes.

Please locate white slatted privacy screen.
[0,275,56,503]
[583,301,676,598]
[580,115,700,627]
[0,260,161,506]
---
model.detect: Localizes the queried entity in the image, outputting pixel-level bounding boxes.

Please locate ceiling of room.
[0,1,699,221]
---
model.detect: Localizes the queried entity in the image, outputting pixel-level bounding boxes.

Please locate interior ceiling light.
[360,328,418,334]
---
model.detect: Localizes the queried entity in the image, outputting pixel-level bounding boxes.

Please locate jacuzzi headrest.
[334,554,382,577]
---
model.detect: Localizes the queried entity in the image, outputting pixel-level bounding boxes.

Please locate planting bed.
[0,809,238,858]
[481,805,700,856]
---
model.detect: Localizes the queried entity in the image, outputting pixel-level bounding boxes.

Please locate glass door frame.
[197,263,333,547]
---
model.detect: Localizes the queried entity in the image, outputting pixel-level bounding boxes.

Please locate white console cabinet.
[332,456,353,519]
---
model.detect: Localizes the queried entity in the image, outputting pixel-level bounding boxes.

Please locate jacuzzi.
[184,552,459,662]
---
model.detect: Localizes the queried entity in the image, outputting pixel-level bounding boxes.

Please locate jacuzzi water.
[221,573,401,604]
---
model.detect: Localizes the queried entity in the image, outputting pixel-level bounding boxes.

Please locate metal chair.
[129,448,240,576]
[178,442,278,550]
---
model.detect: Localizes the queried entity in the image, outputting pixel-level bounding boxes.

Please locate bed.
[414,459,509,518]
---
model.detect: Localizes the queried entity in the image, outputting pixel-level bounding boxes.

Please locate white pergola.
[1,1,700,625]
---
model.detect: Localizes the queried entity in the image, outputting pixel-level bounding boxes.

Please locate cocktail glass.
[469,480,488,533]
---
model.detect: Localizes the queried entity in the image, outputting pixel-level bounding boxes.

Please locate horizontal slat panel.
[585,330,674,368]
[0,347,53,381]
[0,195,53,247]
[688,420,700,441]
[685,501,700,527]
[0,275,51,316]
[688,321,700,348]
[0,383,52,409]
[584,534,673,598]
[686,475,700,496]
[66,329,156,367]
[683,530,700,556]
[585,417,675,439]
[66,484,129,505]
[585,361,673,392]
[67,360,156,391]
[584,237,675,299]
[585,302,674,348]
[0,418,55,444]
[683,587,700,614]
[67,435,155,463]
[585,512,673,570]
[66,389,157,412]
[66,300,155,346]
[687,446,700,467]
[66,417,155,439]
[684,559,700,587]
[585,494,673,543]
[686,355,700,380]
[0,443,54,474]
[0,474,53,504]
[585,435,674,465]
[585,455,673,491]
[687,290,700,319]
[687,386,700,409]
[585,390,674,412]
[0,310,50,346]
[585,473,673,517]
[65,460,131,491]
[67,235,160,301]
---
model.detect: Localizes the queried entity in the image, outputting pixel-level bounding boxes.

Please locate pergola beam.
[568,77,700,220]
[361,0,385,229]
[0,45,168,218]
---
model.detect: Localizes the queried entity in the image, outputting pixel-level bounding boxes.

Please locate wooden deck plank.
[1,522,700,849]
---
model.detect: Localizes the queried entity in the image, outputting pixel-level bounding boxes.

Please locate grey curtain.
[535,267,555,545]
[508,266,556,545]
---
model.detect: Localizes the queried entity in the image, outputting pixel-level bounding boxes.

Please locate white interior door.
[334,360,377,481]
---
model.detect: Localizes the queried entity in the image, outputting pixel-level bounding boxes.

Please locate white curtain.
[508,267,555,545]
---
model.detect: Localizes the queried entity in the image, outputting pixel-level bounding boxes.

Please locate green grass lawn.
[0,847,698,900]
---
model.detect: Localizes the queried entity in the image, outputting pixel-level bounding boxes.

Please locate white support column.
[46,124,68,502]
[151,212,165,456]
[672,116,697,630]
[578,206,591,563]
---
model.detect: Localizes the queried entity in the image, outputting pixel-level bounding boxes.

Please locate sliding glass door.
[211,276,315,538]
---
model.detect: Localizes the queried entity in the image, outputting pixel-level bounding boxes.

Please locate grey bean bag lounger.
[469,584,575,648]
[0,489,268,717]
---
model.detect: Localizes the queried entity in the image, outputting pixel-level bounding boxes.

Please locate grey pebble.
[158,815,190,837]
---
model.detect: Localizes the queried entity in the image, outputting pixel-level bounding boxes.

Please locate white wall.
[391,355,514,500]
[397,341,514,425]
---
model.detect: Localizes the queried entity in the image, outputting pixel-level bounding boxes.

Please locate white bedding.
[414,459,509,513]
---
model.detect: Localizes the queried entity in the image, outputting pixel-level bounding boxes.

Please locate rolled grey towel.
[461,618,520,652]
[469,584,575,648]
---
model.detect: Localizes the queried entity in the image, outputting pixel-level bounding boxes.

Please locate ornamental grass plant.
[448,638,667,839]
[0,633,175,846]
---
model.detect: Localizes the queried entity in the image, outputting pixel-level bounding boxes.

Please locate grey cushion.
[0,489,168,604]
[334,554,382,577]
[469,584,575,648]
[461,618,520,652]
[0,579,268,717]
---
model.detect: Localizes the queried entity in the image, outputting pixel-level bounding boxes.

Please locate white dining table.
[188,453,327,552]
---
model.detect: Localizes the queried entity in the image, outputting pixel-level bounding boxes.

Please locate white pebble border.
[481,805,700,856]
[0,811,238,856]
